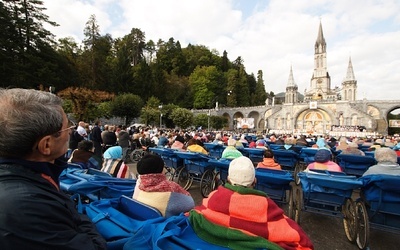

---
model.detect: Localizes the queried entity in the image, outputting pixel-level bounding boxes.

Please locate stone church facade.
[195,22,399,136]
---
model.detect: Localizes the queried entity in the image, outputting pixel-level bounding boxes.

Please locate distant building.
[195,22,400,136]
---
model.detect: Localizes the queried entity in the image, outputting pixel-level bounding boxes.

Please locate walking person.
[91,120,103,158]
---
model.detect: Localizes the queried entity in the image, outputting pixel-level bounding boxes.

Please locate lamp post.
[158,105,163,128]
[207,109,211,131]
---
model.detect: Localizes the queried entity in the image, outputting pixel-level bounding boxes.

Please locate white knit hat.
[228,156,255,186]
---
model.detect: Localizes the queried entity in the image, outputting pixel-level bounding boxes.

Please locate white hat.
[228,156,255,187]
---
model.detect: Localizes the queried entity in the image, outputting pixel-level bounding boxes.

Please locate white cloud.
[42,0,400,100]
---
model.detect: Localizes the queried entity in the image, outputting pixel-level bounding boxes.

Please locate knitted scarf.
[189,184,313,250]
[139,173,190,195]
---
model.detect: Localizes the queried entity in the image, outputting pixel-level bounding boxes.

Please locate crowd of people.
[1,88,400,249]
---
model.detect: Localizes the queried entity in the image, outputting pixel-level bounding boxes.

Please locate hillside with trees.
[0,0,273,127]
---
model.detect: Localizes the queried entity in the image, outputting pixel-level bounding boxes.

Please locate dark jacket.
[91,126,103,144]
[69,130,84,150]
[0,158,106,250]
[102,131,117,146]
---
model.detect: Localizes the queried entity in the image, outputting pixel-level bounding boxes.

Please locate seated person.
[341,142,365,156]
[362,148,400,176]
[187,138,208,155]
[188,156,313,250]
[221,138,243,159]
[212,133,224,145]
[257,149,282,170]
[255,140,269,150]
[306,149,342,172]
[296,135,309,147]
[312,137,330,149]
[101,146,133,178]
[368,138,384,151]
[133,154,195,217]
[335,137,349,151]
[68,140,102,169]
[280,137,301,154]
[170,135,186,151]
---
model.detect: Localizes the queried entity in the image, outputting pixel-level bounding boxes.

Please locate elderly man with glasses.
[0,88,106,249]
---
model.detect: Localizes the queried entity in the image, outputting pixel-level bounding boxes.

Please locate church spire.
[344,56,356,81]
[315,21,326,53]
[287,65,296,87]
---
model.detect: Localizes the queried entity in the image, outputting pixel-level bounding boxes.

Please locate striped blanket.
[188,184,313,250]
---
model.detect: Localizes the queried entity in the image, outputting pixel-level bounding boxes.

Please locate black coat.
[0,160,106,249]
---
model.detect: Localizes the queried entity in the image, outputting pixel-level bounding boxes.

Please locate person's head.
[263,149,274,159]
[228,138,237,146]
[256,140,265,147]
[175,135,185,144]
[284,137,296,145]
[136,154,164,175]
[314,149,332,163]
[187,138,198,146]
[228,156,255,187]
[0,88,70,161]
[316,138,327,148]
[78,121,85,127]
[103,146,122,159]
[77,140,94,152]
[348,142,359,149]
[374,148,397,163]
[108,125,115,132]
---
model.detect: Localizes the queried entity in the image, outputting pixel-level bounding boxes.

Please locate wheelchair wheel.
[294,163,304,185]
[287,188,294,220]
[200,169,215,198]
[129,150,142,162]
[177,167,193,190]
[165,166,176,181]
[293,186,302,224]
[343,198,357,243]
[356,201,369,249]
[212,171,224,190]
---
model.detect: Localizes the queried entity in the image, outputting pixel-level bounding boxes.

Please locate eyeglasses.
[55,120,76,135]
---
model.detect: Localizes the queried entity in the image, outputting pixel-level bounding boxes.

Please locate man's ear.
[36,135,52,155]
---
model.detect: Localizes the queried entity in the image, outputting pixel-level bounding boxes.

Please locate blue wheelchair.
[354,174,400,249]
[296,171,363,243]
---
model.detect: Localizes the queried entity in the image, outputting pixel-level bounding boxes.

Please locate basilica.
[202,22,399,136]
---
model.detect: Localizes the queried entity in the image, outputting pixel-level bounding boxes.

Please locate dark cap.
[314,149,332,163]
[175,135,185,144]
[137,154,164,175]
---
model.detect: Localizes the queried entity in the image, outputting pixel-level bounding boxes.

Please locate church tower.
[285,66,298,103]
[341,57,357,101]
[304,21,336,101]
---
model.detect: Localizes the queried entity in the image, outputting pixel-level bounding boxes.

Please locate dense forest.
[0,0,274,128]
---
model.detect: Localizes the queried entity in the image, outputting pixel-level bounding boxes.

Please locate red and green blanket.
[188,184,313,250]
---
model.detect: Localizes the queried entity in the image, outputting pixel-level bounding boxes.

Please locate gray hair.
[0,88,64,158]
[374,148,398,163]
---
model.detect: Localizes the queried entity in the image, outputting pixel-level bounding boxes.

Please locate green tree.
[0,0,59,89]
[170,108,193,129]
[139,96,162,127]
[109,93,144,125]
[211,116,228,130]
[193,113,209,130]
[252,70,267,105]
[189,66,224,109]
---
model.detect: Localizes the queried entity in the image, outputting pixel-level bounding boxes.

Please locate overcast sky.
[42,0,400,101]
